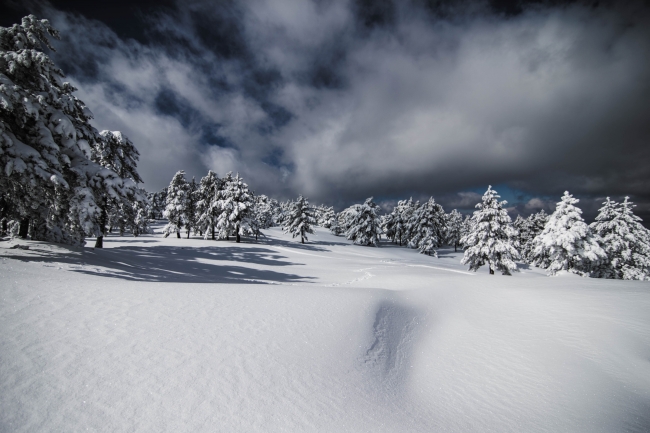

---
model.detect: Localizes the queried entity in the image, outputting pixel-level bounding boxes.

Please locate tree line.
[2,16,649,279]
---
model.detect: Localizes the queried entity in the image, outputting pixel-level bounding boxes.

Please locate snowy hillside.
[2,225,650,432]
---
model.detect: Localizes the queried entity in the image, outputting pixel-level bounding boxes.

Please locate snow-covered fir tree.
[195,171,221,240]
[382,200,412,246]
[274,200,292,227]
[217,172,253,243]
[530,191,606,276]
[337,204,361,235]
[397,199,417,246]
[0,16,139,246]
[163,171,188,238]
[590,197,650,280]
[253,195,275,230]
[459,214,473,248]
[518,210,550,263]
[445,209,463,252]
[92,130,147,246]
[183,177,199,238]
[407,197,446,256]
[129,191,151,236]
[513,215,533,261]
[318,206,335,229]
[345,197,382,247]
[460,186,520,275]
[329,212,344,236]
[283,195,316,244]
[147,188,167,220]
[402,199,422,247]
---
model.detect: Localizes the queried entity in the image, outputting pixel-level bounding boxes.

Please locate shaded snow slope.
[1,225,649,432]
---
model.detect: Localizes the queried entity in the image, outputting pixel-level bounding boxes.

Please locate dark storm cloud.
[2,0,649,222]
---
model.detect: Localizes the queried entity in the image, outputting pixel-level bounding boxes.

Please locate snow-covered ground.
[1,224,649,432]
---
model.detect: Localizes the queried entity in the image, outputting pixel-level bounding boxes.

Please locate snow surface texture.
[1,224,650,432]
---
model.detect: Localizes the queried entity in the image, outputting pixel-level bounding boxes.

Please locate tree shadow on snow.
[516,262,531,271]
[5,244,314,284]
[256,236,340,251]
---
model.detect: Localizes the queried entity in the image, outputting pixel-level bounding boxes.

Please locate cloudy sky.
[2,0,649,221]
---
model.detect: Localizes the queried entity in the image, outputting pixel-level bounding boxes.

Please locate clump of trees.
[0,16,148,247]
[160,170,275,243]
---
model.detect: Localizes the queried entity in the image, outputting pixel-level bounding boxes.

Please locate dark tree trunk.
[95,198,108,248]
[236,232,240,243]
[211,224,215,240]
[1,219,7,236]
[454,244,457,252]
[19,218,29,239]
[489,267,494,275]
[176,231,181,238]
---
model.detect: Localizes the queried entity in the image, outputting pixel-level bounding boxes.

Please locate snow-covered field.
[2,224,650,433]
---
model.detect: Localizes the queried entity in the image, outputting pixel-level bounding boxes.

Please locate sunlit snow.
[1,224,649,432]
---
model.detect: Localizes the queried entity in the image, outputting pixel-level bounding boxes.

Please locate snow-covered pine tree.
[513,214,532,261]
[319,206,335,229]
[195,171,221,240]
[329,212,344,236]
[382,200,409,245]
[515,209,548,263]
[460,186,520,275]
[345,197,382,247]
[92,130,146,246]
[163,171,188,238]
[381,212,397,243]
[274,200,291,228]
[403,200,422,247]
[217,172,253,243]
[129,189,151,236]
[283,195,316,243]
[407,197,446,256]
[446,209,463,252]
[530,191,606,276]
[530,209,549,234]
[590,197,650,280]
[618,198,650,280]
[0,16,138,246]
[183,177,199,238]
[459,214,473,248]
[338,204,360,235]
[147,187,167,220]
[254,194,275,229]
